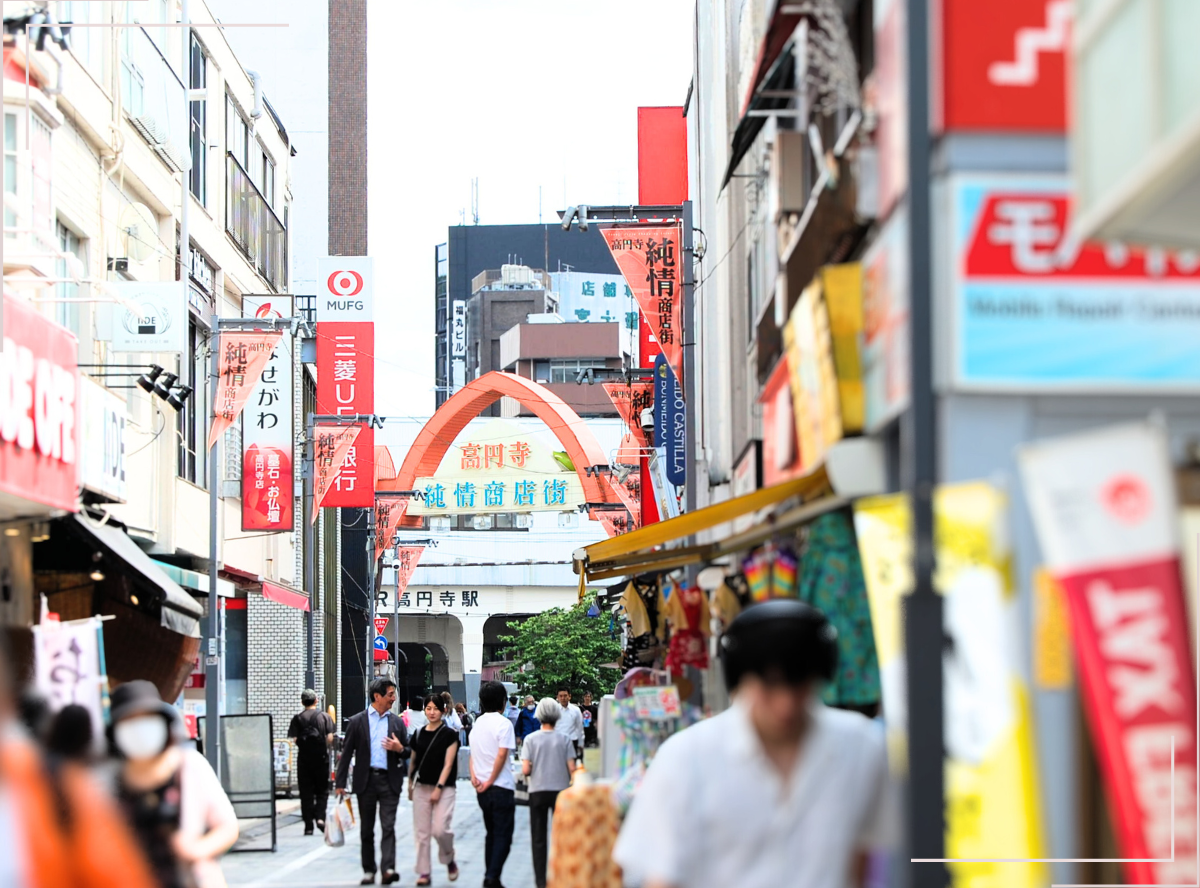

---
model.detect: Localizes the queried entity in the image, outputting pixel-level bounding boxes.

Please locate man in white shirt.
[469,680,518,888]
[553,688,584,760]
[613,600,894,888]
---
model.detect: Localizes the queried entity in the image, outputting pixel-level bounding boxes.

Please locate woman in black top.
[408,695,461,886]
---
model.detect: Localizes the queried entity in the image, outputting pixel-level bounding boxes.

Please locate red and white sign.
[374,496,408,564]
[316,258,374,323]
[0,295,78,512]
[394,546,425,601]
[603,226,685,386]
[241,297,294,532]
[208,332,280,449]
[602,382,654,449]
[312,424,365,520]
[373,616,389,635]
[322,425,373,509]
[938,0,1070,132]
[1020,423,1197,885]
[316,322,374,417]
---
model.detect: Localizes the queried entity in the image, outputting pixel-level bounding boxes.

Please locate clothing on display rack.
[662,583,710,672]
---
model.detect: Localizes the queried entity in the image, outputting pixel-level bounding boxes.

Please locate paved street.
[223,781,536,888]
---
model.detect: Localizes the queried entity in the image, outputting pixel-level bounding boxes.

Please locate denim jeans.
[476,786,516,882]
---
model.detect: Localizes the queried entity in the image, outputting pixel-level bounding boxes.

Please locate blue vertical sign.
[654,353,686,486]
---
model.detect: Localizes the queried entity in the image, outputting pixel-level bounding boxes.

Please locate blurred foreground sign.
[33,617,106,728]
[1020,422,1197,885]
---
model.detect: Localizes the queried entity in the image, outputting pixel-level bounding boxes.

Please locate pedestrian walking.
[469,680,517,888]
[408,695,461,885]
[455,703,473,747]
[553,688,584,761]
[405,695,429,734]
[441,691,463,734]
[514,695,540,748]
[580,692,599,749]
[109,680,240,888]
[288,689,335,836]
[519,699,577,888]
[613,601,894,888]
[504,695,520,729]
[335,678,409,885]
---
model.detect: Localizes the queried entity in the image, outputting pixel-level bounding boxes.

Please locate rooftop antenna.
[471,178,479,225]
[539,185,543,225]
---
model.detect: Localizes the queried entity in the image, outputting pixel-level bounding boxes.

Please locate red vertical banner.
[603,226,685,386]
[637,106,688,206]
[322,425,374,508]
[374,497,408,564]
[242,297,294,532]
[312,424,364,520]
[208,332,281,448]
[316,322,374,416]
[1020,423,1198,885]
[394,546,425,603]
[602,382,655,449]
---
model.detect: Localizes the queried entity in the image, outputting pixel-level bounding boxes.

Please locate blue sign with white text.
[654,354,686,486]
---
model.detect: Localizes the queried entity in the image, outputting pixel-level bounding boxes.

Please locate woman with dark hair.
[408,694,460,886]
[110,681,239,888]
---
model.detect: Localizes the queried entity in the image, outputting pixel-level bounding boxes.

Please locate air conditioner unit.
[773,130,810,219]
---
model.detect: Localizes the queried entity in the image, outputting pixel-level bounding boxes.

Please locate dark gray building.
[436,223,620,407]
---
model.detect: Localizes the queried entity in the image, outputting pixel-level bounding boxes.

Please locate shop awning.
[71,516,203,638]
[153,561,237,599]
[262,581,310,612]
[574,438,886,582]
[721,2,807,189]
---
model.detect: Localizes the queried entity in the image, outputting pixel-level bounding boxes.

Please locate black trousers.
[358,770,400,875]
[528,790,561,888]
[476,786,516,882]
[297,751,330,829]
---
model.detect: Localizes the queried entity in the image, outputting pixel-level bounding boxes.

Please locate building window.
[55,221,85,337]
[549,358,610,384]
[31,116,52,238]
[226,93,248,170]
[57,2,105,78]
[177,320,207,486]
[189,33,206,205]
[261,149,274,207]
[4,113,16,230]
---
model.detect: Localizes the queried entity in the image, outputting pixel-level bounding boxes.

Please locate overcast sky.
[367,0,694,419]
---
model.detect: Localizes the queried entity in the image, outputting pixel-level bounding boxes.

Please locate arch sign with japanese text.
[949,175,1200,390]
[406,419,586,515]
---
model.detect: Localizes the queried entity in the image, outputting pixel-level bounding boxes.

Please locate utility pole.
[905,0,946,885]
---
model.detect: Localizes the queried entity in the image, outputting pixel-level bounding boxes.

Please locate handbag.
[513,762,530,806]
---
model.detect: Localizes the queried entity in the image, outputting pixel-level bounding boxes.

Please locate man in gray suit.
[336,678,409,885]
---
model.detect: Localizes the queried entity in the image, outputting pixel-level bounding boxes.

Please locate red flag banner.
[395,546,425,601]
[1020,422,1198,885]
[597,512,632,538]
[602,382,655,449]
[602,225,684,385]
[312,424,364,522]
[374,497,409,564]
[208,332,282,449]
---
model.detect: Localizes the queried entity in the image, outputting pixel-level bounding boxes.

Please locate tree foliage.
[500,595,622,701]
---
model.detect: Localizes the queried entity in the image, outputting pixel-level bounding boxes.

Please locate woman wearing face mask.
[109,681,239,888]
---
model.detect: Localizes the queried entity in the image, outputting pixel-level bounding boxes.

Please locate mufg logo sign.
[316,258,374,322]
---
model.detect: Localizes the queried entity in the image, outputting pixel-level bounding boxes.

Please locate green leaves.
[499,594,622,701]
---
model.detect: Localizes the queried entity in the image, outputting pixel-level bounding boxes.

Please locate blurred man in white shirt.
[553,688,584,760]
[469,681,518,888]
[614,601,895,888]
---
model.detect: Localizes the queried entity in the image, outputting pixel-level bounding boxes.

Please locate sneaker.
[448,861,459,882]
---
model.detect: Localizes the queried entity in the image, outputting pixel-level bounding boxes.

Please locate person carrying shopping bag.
[408,695,461,886]
[520,698,578,888]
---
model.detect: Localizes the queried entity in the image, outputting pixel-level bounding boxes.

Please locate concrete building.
[436,223,621,407]
[1,0,305,721]
[499,319,624,418]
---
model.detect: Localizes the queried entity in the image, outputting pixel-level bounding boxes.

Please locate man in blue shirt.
[336,678,409,885]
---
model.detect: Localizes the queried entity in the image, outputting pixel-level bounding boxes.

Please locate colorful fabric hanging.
[798,510,882,707]
[664,585,710,672]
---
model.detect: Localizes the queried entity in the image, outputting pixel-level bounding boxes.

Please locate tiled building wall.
[246,594,306,740]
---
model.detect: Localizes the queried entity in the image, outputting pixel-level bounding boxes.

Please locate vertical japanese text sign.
[33,618,106,733]
[316,258,375,507]
[603,225,685,386]
[207,332,281,449]
[312,424,365,521]
[241,297,295,532]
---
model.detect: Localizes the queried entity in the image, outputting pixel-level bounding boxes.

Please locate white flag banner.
[33,617,107,727]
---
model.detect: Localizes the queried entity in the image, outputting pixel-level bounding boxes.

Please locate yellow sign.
[821,263,864,433]
[854,483,1047,888]
[783,280,841,473]
[408,419,584,515]
[1032,569,1073,690]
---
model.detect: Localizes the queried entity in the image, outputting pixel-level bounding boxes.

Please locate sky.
[366,0,695,419]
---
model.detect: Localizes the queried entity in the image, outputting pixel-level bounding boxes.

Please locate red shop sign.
[0,295,79,512]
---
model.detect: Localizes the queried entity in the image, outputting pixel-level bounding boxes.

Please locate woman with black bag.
[408,695,461,886]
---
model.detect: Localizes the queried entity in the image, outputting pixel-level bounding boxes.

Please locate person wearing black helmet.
[613,600,893,888]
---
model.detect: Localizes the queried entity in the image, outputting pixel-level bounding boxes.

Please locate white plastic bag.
[324,799,347,847]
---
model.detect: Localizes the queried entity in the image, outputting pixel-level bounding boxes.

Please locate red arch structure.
[379,372,620,526]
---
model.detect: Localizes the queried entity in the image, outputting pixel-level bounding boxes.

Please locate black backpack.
[296,712,329,755]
